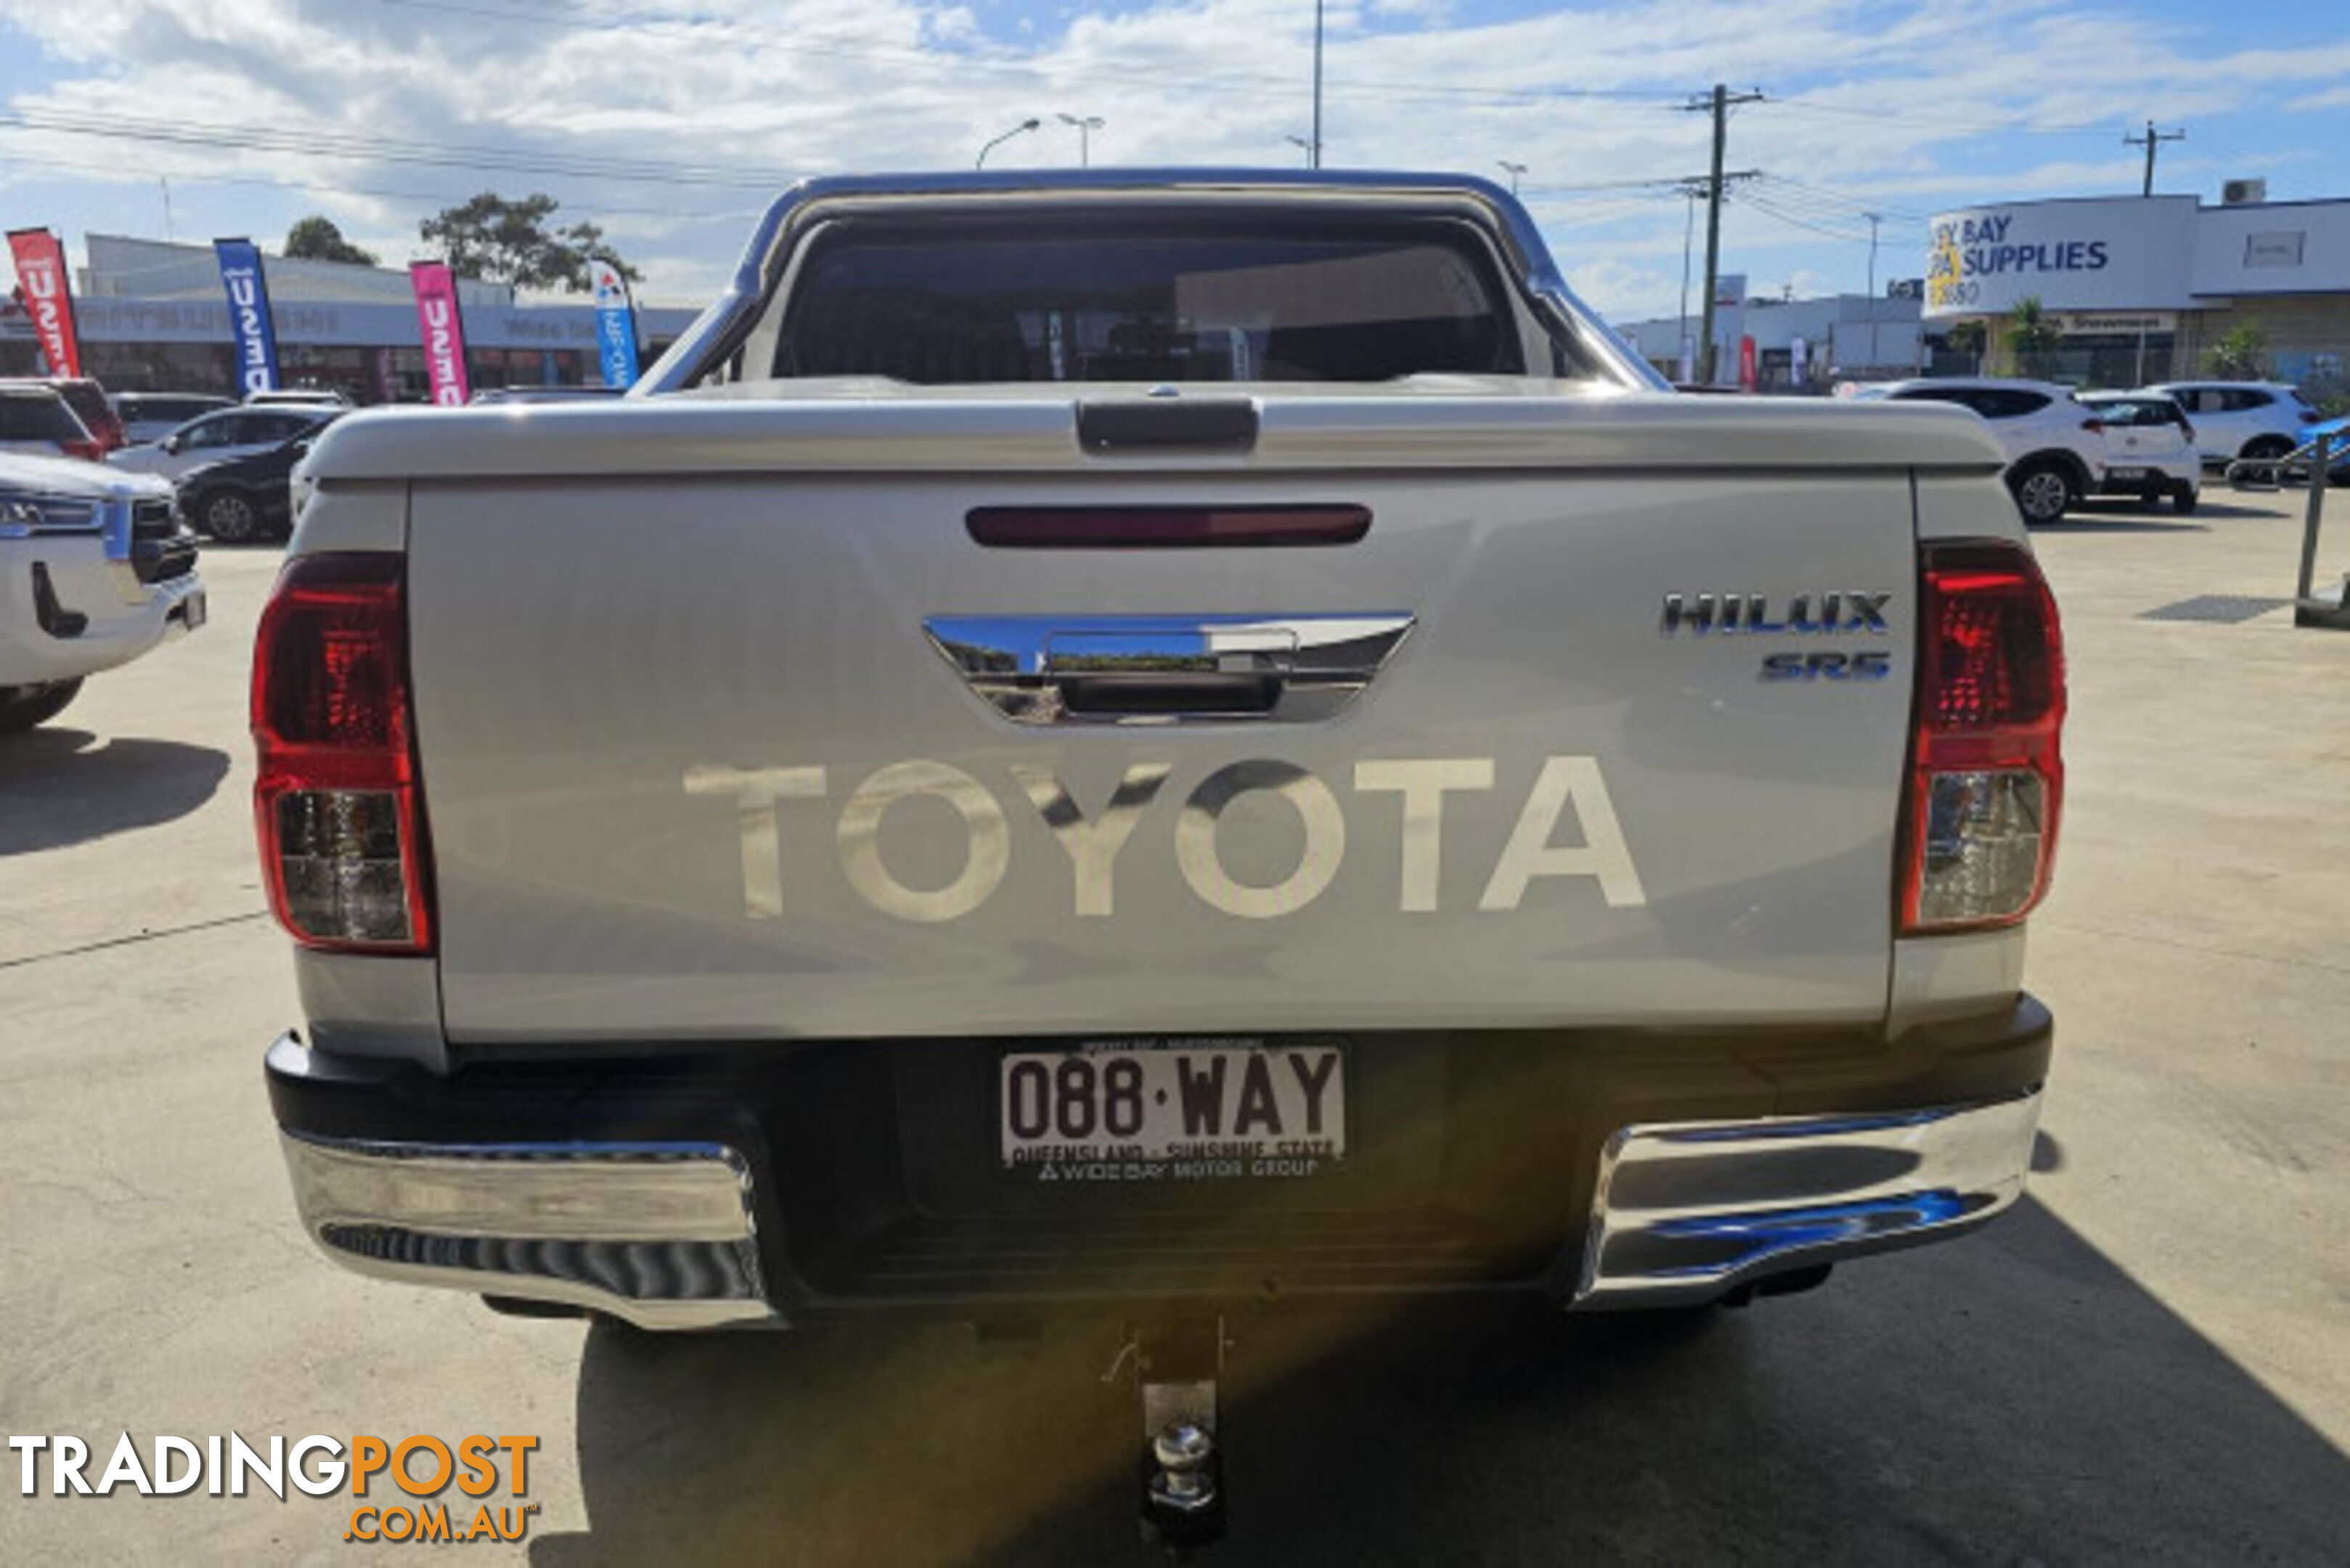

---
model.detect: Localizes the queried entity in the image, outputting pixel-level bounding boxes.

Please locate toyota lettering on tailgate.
[682,755,1644,921]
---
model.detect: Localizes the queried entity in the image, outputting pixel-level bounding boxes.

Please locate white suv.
[2080,392,2200,513]
[2137,380,2317,465]
[1848,378,2108,525]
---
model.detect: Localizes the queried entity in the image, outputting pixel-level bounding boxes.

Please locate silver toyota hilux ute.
[255,170,2061,1535]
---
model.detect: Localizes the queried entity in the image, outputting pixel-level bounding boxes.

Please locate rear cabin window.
[770,220,1529,384]
[0,393,86,442]
[2089,399,2184,428]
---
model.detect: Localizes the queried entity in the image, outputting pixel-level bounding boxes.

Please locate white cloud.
[0,0,2341,313]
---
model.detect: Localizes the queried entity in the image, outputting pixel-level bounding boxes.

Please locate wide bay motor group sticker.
[10,1432,541,1545]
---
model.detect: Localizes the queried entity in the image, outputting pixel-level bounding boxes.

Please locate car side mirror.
[160,434,183,454]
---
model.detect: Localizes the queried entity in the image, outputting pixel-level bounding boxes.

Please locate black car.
[174,417,339,542]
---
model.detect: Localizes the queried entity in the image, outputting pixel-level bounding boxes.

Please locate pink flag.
[409,261,473,405]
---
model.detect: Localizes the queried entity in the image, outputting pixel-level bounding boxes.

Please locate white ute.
[253,171,2067,1545]
[1,452,204,732]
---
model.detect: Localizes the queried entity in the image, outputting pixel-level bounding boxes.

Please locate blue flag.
[590,258,640,389]
[213,237,282,395]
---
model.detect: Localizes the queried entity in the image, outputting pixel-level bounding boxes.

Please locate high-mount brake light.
[250,552,432,952]
[1899,539,2065,934]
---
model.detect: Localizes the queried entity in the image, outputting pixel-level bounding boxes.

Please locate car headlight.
[0,490,107,537]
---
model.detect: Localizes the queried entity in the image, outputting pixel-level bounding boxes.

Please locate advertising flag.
[589,258,641,389]
[7,228,84,378]
[213,237,283,395]
[409,261,473,405]
[1739,335,1758,392]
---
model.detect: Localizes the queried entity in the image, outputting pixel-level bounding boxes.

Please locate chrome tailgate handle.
[924,613,1414,726]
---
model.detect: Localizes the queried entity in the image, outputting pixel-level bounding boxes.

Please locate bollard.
[2296,433,2349,629]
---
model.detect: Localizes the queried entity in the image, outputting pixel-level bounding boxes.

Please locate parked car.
[111,391,235,446]
[0,384,104,461]
[2137,380,2318,465]
[1,450,203,732]
[2079,392,2200,512]
[176,428,330,542]
[107,406,335,482]
[245,388,352,408]
[468,385,627,404]
[1845,377,2107,524]
[1,376,126,453]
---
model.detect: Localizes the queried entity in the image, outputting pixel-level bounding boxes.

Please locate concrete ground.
[2,488,2346,1564]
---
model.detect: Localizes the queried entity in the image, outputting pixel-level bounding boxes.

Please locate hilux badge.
[1659,592,1893,637]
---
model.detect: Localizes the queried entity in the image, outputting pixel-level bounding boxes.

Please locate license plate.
[2106,466,2148,481]
[181,591,207,630]
[999,1040,1345,1178]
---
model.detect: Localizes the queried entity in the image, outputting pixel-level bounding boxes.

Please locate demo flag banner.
[589,258,641,388]
[7,228,84,378]
[409,261,472,405]
[213,237,283,394]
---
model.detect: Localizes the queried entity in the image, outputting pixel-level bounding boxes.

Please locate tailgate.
[396,395,1934,1044]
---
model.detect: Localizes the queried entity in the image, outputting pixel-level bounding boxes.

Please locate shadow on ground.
[2035,515,2212,535]
[0,729,230,856]
[530,1199,2349,1566]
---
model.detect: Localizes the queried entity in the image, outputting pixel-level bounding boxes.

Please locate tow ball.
[1106,1318,1229,1551]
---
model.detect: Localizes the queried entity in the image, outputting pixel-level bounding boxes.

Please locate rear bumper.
[265,999,2051,1326]
[1575,1090,2040,1307]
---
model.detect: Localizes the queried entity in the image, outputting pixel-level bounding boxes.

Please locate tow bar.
[1106,1318,1230,1551]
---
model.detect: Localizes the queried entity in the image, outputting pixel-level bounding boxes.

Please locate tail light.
[250,552,432,952]
[1898,540,2065,934]
[2079,417,2105,435]
[59,437,104,462]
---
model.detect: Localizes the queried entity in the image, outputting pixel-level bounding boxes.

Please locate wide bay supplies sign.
[1925,195,2196,318]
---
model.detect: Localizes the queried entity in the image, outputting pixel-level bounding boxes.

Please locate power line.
[1762,96,2118,139]
[0,144,766,224]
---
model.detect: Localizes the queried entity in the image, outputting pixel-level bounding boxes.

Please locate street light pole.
[1678,186,1697,379]
[1310,0,1324,169]
[976,118,1040,168]
[1864,211,1881,371]
[1498,160,1527,196]
[1058,114,1105,168]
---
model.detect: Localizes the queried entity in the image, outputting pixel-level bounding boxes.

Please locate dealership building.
[1612,279,1925,390]
[1,234,699,401]
[1611,187,2350,394]
[1925,191,2350,391]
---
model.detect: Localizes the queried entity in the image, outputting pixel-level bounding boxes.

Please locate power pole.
[2125,121,2184,197]
[1685,83,1766,383]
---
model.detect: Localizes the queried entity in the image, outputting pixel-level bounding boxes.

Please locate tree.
[2003,295,2063,378]
[284,215,379,266]
[418,192,641,293]
[2204,324,2268,380]
[1943,319,1986,372]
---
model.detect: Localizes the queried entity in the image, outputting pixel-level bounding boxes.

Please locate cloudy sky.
[3,0,2346,323]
